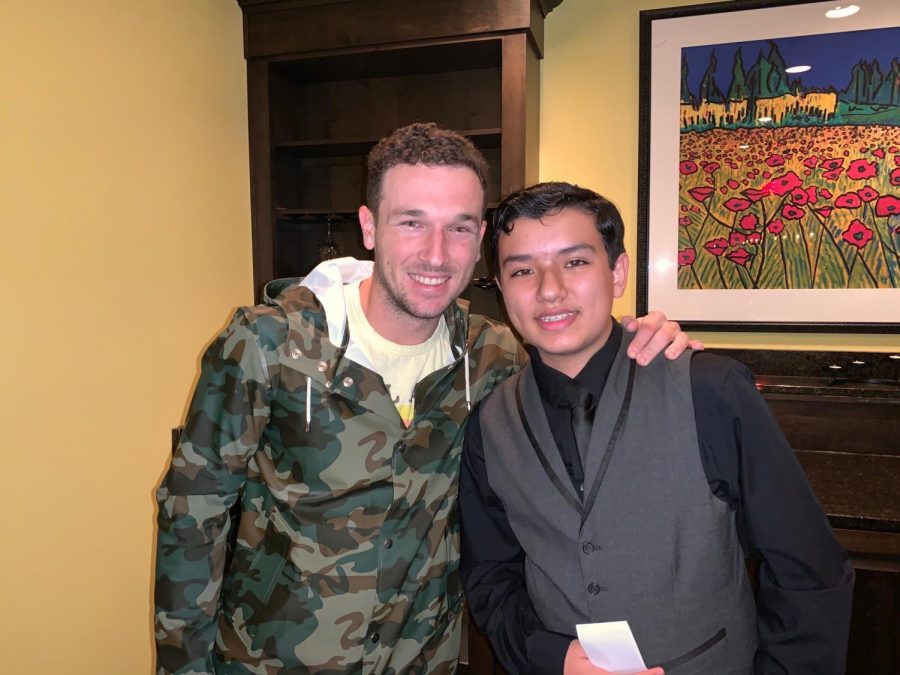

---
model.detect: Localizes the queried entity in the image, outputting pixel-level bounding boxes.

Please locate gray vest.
[479,335,757,674]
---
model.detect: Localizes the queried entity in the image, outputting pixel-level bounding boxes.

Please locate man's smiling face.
[359,163,486,341]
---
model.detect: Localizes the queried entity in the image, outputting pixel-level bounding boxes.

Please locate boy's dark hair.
[490,181,626,273]
[366,122,490,215]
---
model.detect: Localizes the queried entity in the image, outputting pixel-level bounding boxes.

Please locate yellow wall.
[1,2,896,673]
[541,0,900,351]
[0,2,250,673]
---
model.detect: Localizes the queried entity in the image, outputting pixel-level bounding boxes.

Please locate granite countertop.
[704,349,900,533]
[796,451,900,534]
[707,348,900,400]
[754,375,900,400]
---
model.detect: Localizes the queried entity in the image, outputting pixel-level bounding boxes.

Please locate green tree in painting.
[699,50,725,103]
[727,47,748,101]
[681,53,695,106]
[765,40,791,96]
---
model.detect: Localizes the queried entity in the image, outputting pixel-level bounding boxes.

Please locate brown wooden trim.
[835,528,900,558]
[246,59,274,299]
[240,0,535,59]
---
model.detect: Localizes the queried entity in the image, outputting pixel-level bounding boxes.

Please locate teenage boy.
[460,182,854,675]
[154,127,692,674]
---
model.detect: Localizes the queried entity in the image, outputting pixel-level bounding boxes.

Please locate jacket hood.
[263,257,374,347]
[263,256,472,358]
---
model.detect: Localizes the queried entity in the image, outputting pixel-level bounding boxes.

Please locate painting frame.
[637,0,900,333]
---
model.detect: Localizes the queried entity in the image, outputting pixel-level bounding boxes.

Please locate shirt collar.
[528,319,622,407]
[526,319,622,408]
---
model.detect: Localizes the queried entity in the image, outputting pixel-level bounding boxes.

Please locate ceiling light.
[785,65,811,73]
[825,5,860,19]
[758,116,773,123]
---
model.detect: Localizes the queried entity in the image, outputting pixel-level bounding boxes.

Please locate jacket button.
[342,376,353,388]
[290,347,302,360]
[317,360,328,372]
[582,542,594,554]
[384,538,393,549]
[587,582,601,595]
[325,380,333,389]
[370,632,380,644]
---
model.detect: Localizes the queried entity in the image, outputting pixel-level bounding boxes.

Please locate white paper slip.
[576,621,647,674]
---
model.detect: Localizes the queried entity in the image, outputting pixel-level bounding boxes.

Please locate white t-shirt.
[343,280,451,426]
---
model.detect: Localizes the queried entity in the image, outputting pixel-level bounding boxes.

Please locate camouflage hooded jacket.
[155,258,524,674]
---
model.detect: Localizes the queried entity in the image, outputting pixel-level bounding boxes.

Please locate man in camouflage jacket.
[156,254,523,673]
[155,123,688,674]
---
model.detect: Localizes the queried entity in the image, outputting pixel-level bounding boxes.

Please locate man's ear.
[612,252,629,299]
[476,219,487,261]
[359,206,376,251]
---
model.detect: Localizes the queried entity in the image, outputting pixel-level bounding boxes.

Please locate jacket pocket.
[657,627,726,672]
[224,508,305,656]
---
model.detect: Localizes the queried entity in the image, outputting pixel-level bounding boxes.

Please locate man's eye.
[566,258,589,268]
[509,268,532,277]
[401,220,420,228]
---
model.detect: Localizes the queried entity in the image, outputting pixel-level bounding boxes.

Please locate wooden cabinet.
[235,3,561,671]
[721,348,900,674]
[236,0,560,299]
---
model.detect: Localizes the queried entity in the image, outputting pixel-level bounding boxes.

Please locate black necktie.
[565,381,595,496]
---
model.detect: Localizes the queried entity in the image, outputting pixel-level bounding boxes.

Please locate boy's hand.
[621,311,704,366]
[564,640,664,675]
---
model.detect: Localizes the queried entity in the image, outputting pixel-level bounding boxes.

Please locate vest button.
[587,582,601,595]
[370,632,380,644]
[582,542,594,554]
[384,538,393,549]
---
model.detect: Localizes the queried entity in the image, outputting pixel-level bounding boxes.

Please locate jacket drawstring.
[464,350,471,411]
[305,376,312,432]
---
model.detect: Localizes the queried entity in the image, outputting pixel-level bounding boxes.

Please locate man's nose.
[421,227,449,266]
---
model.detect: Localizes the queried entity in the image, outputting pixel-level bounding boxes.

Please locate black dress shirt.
[460,322,854,675]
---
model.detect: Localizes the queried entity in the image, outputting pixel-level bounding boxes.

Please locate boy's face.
[496,207,628,378]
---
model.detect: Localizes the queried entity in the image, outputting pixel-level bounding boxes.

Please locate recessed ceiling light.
[758,116,773,123]
[825,5,860,19]
[785,65,811,73]
[738,144,750,149]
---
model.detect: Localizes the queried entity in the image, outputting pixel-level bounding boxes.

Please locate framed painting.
[637,0,900,332]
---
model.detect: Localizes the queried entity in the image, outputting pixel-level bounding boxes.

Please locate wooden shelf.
[276,208,357,220]
[240,0,542,299]
[270,38,502,85]
[273,129,502,160]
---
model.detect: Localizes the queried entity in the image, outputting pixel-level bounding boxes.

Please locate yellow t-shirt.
[343,280,451,426]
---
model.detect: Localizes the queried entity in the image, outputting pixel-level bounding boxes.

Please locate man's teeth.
[540,312,574,322]
[412,275,447,286]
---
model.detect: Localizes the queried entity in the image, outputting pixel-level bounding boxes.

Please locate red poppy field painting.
[677,28,900,291]
[639,0,900,331]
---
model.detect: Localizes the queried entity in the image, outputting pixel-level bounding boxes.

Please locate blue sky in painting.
[682,26,899,96]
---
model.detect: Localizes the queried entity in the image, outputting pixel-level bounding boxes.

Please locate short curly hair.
[491,182,626,273]
[366,122,490,215]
